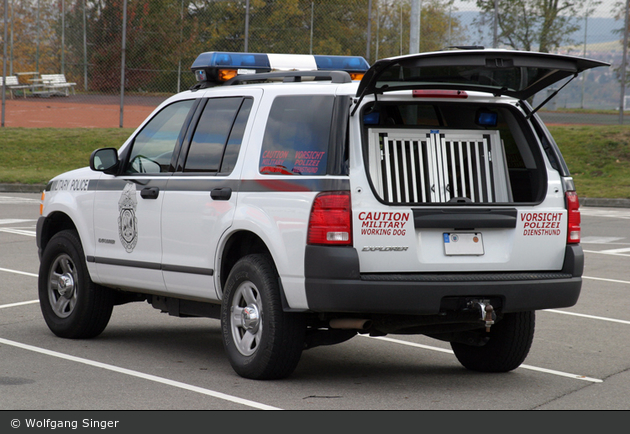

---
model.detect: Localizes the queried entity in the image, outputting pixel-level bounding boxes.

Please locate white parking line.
[0,337,282,410]
[583,275,630,285]
[0,219,36,225]
[0,300,39,309]
[0,267,38,278]
[0,228,37,237]
[584,249,630,257]
[364,335,603,383]
[545,309,630,325]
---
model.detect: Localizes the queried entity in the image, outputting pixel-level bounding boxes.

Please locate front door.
[92,99,197,292]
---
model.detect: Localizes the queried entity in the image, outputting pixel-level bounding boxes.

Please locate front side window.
[184,97,250,173]
[259,95,334,176]
[125,100,195,174]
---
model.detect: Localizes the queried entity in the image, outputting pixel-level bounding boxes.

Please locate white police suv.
[37,49,608,379]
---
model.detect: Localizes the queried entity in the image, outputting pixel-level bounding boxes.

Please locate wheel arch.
[219,230,273,296]
[38,211,79,256]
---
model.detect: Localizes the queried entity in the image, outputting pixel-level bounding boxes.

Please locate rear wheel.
[38,230,114,339]
[221,254,305,380]
[451,311,535,373]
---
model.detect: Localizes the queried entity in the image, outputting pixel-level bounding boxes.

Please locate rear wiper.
[526,73,577,120]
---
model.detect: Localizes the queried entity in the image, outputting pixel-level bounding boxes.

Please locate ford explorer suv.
[36,49,608,379]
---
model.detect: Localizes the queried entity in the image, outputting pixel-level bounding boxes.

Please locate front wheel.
[38,230,114,339]
[221,254,305,380]
[451,311,535,373]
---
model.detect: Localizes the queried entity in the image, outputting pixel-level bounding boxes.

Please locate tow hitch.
[469,300,495,332]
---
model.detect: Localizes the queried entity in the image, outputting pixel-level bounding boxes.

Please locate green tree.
[472,0,589,52]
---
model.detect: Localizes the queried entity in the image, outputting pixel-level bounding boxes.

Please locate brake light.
[307,192,352,246]
[413,89,468,98]
[566,191,581,244]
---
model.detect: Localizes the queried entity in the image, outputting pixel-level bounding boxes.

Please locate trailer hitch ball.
[469,300,495,332]
[484,304,494,332]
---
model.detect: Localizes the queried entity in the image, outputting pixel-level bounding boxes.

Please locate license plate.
[443,232,484,256]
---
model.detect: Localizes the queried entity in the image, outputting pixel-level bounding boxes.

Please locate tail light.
[566,191,581,244]
[307,191,352,246]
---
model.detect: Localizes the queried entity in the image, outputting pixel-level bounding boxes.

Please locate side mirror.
[90,148,120,175]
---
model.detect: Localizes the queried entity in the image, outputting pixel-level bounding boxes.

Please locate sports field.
[1,94,167,128]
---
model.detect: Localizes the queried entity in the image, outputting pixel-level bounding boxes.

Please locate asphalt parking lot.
[1,192,630,411]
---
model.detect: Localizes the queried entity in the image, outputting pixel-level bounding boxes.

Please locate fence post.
[244,0,250,52]
[366,0,372,61]
[61,0,65,75]
[82,0,88,92]
[119,0,128,129]
[2,0,7,128]
[620,0,629,124]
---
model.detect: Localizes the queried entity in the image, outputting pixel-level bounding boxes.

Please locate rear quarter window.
[259,95,334,176]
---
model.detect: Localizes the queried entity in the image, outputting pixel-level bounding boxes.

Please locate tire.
[221,254,305,380]
[38,230,114,339]
[451,311,535,373]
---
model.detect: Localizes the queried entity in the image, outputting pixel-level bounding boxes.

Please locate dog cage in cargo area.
[367,129,513,204]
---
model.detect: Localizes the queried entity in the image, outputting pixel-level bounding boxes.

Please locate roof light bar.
[191,52,369,86]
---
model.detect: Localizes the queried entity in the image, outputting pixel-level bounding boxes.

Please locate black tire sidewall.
[451,311,535,373]
[38,230,113,339]
[221,254,304,380]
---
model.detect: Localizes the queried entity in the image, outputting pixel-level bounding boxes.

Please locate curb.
[1,184,630,208]
[579,197,630,208]
[0,183,47,193]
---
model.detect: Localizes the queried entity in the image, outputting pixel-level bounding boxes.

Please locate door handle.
[140,187,160,199]
[210,187,232,201]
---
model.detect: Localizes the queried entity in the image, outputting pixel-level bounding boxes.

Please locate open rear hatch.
[353,49,607,274]
[356,49,609,102]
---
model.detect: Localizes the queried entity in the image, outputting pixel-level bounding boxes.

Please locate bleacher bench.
[39,74,77,97]
[1,75,31,99]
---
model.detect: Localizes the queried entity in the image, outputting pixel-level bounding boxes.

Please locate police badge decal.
[118,183,138,253]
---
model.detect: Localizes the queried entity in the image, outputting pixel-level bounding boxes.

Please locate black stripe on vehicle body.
[91,177,350,193]
[86,256,214,276]
[413,208,518,229]
[93,178,171,191]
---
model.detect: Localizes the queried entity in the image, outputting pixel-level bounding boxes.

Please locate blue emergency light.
[191,52,370,86]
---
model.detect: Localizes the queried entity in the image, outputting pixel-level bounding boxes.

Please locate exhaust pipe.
[329,318,372,330]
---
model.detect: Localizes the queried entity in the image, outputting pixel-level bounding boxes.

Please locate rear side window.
[259,95,334,175]
[184,97,252,174]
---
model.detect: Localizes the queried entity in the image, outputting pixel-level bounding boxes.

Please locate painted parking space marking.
[580,236,625,244]
[363,335,603,383]
[0,300,39,309]
[0,196,40,204]
[0,267,38,278]
[0,219,36,225]
[0,337,282,410]
[0,228,37,237]
[584,249,630,257]
[545,309,630,325]
[583,275,630,285]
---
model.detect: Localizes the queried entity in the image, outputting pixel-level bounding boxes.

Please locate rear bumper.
[304,244,583,315]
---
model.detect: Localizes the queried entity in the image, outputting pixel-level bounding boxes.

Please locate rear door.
[160,90,261,301]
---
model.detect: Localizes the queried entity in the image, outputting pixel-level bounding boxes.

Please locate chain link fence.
[1,0,630,128]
